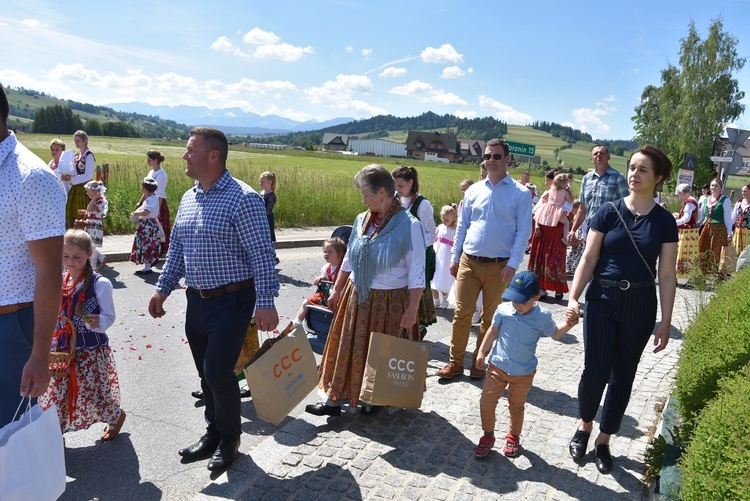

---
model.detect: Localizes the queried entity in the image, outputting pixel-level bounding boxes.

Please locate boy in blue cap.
[474,270,578,458]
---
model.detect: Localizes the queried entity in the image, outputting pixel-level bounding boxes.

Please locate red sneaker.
[504,433,520,457]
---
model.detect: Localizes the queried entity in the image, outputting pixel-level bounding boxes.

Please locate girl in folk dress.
[78,180,109,271]
[673,183,699,278]
[293,238,347,326]
[130,177,161,275]
[145,150,170,256]
[731,184,750,255]
[432,204,458,309]
[40,230,125,441]
[536,172,575,243]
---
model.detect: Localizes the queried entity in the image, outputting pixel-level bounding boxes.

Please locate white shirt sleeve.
[416,197,436,246]
[674,202,695,226]
[86,277,116,333]
[723,198,734,235]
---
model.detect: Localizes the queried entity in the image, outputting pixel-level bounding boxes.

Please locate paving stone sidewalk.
[194,287,701,501]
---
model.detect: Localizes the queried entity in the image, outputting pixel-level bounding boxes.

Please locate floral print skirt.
[317,281,419,407]
[130,218,161,265]
[39,345,121,433]
[529,222,569,293]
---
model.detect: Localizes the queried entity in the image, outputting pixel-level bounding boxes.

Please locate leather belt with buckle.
[597,278,654,291]
[0,302,32,316]
[190,279,254,299]
[465,254,509,264]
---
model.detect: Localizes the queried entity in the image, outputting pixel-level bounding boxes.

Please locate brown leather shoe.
[469,364,486,380]
[436,363,464,379]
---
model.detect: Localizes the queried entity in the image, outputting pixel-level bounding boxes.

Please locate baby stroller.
[305,225,352,344]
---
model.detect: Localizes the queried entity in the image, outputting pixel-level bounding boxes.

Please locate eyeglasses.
[483,153,503,160]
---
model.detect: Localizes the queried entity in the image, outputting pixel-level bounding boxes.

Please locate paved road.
[57,241,702,501]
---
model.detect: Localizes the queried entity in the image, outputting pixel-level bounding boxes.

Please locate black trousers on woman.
[185,286,255,440]
[578,281,657,435]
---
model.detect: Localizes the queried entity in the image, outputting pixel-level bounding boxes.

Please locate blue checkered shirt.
[156,169,279,309]
[578,165,629,224]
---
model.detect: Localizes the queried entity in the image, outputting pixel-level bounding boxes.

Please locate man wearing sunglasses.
[568,145,628,245]
[437,138,532,381]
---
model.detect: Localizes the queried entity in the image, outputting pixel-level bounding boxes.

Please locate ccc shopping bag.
[244,323,317,425]
[359,330,430,409]
[0,401,66,501]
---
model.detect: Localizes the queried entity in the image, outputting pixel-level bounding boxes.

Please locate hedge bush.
[674,265,750,438]
[678,364,750,501]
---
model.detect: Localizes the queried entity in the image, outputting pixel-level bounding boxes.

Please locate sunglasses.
[483,153,503,160]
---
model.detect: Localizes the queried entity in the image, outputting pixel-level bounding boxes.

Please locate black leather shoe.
[239,387,251,399]
[207,438,241,471]
[595,443,613,473]
[569,429,591,460]
[178,434,220,461]
[305,402,341,417]
[191,389,203,400]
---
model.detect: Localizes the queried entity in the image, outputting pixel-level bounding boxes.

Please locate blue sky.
[2,0,748,140]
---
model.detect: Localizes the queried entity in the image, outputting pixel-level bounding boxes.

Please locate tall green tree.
[633,18,746,187]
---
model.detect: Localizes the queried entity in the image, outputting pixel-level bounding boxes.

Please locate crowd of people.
[2,76,748,488]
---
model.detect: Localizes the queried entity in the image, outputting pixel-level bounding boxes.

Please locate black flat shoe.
[191,389,203,400]
[569,429,591,460]
[135,269,153,275]
[305,402,341,417]
[207,438,241,471]
[595,443,613,473]
[555,292,564,300]
[240,387,251,399]
[178,434,220,461]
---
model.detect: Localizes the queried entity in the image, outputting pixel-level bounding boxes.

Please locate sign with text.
[677,169,695,190]
[506,141,536,157]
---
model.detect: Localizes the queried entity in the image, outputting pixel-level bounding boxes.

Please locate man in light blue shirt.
[437,138,532,380]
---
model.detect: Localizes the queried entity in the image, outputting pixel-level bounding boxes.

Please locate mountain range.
[108,102,354,135]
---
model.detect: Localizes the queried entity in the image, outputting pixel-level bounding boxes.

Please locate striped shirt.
[156,169,279,309]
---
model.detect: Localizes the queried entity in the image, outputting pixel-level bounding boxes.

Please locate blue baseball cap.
[502,270,540,303]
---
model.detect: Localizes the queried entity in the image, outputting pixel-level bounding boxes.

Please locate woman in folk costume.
[306,164,425,417]
[731,183,750,255]
[673,183,699,278]
[698,178,733,277]
[64,130,96,229]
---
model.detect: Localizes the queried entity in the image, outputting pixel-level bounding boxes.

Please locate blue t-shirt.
[590,199,678,282]
[488,302,557,376]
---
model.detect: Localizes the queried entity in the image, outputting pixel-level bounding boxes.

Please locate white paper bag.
[57,149,75,177]
[0,402,66,501]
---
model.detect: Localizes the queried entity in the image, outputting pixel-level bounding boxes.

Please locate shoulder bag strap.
[608,201,656,282]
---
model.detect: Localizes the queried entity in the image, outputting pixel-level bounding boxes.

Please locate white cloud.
[361,48,372,57]
[304,74,386,115]
[264,104,313,122]
[420,44,463,64]
[478,95,532,124]
[632,68,640,75]
[242,28,281,46]
[379,67,407,78]
[345,46,353,53]
[211,28,314,62]
[561,121,576,128]
[390,80,467,106]
[21,19,41,28]
[455,109,478,119]
[571,106,613,136]
[440,65,465,79]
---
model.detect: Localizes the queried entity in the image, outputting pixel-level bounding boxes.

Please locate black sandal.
[305,402,341,417]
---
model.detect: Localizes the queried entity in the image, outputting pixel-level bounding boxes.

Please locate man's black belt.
[190,279,254,299]
[596,277,654,291]
[465,254,509,264]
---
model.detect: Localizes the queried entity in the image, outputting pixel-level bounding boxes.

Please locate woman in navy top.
[565,146,678,474]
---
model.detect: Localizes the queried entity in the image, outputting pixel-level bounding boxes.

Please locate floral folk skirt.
[676,228,700,278]
[85,217,104,247]
[732,226,750,256]
[158,198,171,255]
[529,222,569,293]
[317,280,419,407]
[65,184,89,229]
[39,345,121,433]
[699,223,727,275]
[130,218,162,265]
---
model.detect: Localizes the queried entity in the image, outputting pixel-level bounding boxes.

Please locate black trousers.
[578,281,657,435]
[185,287,255,440]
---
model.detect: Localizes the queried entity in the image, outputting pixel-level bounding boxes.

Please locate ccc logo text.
[274,348,302,378]
[388,358,415,373]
